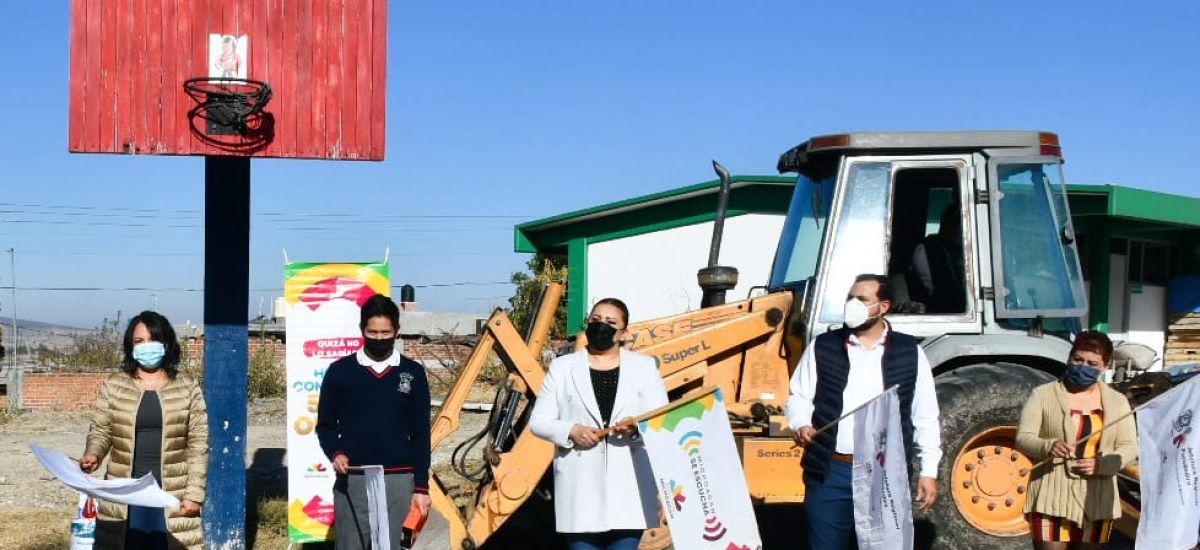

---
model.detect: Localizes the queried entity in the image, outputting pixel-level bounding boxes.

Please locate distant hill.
[1,318,96,351]
[7,318,90,332]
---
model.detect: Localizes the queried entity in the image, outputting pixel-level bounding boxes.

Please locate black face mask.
[363,337,396,360]
[586,321,618,351]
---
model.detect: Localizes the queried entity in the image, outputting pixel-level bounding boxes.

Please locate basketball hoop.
[184,77,274,150]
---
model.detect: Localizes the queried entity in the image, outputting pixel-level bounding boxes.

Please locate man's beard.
[853,316,881,334]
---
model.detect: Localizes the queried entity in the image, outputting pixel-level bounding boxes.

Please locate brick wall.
[22,372,110,411]
[182,335,286,369]
[403,339,474,365]
[19,335,486,411]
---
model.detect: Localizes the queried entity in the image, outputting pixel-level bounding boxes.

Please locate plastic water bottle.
[70,494,96,550]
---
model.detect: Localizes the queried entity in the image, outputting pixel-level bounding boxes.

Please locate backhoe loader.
[428,131,1150,549]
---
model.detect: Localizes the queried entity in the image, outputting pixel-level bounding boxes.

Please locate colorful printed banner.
[285,261,390,543]
[851,386,913,550]
[1137,376,1200,549]
[639,388,763,550]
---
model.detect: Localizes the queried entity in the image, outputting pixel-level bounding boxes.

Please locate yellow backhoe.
[428,131,1150,549]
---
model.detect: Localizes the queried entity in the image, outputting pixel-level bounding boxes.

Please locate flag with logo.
[638,388,763,550]
[852,385,913,550]
[284,261,390,543]
[1136,376,1200,549]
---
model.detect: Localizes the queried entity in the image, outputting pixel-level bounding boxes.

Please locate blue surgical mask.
[133,342,166,369]
[1063,363,1101,388]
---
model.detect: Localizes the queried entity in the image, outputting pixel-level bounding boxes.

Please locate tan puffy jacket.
[84,373,209,550]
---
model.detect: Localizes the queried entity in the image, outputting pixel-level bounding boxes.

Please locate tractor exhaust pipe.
[698,160,739,308]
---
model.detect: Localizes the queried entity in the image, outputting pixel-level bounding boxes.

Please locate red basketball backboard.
[68,0,388,160]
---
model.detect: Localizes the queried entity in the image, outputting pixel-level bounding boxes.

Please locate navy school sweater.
[315,352,432,493]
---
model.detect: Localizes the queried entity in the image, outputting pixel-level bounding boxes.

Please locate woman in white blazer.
[530,298,669,550]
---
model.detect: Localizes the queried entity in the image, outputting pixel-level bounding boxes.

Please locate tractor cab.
[770,131,1088,344]
[769,132,1096,543]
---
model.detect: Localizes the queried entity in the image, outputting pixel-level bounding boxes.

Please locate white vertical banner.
[1137,376,1200,549]
[852,386,913,550]
[362,466,392,550]
[284,261,390,543]
[638,388,763,550]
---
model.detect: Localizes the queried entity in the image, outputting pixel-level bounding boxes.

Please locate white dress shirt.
[785,325,943,478]
[356,348,401,374]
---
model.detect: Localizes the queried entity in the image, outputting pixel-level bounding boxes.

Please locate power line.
[14,249,509,257]
[0,229,522,240]
[0,201,528,219]
[257,213,527,220]
[270,227,513,233]
[0,219,200,228]
[0,218,516,231]
[0,281,513,292]
[0,202,201,215]
[18,250,202,257]
[408,282,512,289]
[1,217,513,227]
[0,208,202,220]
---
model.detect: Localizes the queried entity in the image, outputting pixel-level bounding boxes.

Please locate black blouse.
[132,391,163,484]
[590,367,620,426]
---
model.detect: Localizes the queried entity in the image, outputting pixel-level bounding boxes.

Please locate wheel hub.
[950,426,1032,537]
[974,455,1019,497]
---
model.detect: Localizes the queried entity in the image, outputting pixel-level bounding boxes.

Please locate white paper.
[1137,376,1200,550]
[362,466,392,550]
[30,445,180,509]
[852,386,913,550]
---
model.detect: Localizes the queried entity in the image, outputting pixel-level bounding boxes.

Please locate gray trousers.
[333,472,414,550]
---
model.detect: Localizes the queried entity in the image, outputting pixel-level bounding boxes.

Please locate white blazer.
[529,347,669,533]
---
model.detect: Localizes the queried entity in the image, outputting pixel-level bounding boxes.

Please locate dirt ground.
[4,394,1135,549]
[0,397,491,549]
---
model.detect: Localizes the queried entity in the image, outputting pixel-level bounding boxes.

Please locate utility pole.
[8,249,16,365]
[7,248,18,410]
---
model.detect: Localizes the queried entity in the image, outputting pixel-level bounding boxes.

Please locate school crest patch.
[397,372,414,394]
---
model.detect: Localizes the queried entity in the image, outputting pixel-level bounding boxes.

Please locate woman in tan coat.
[80,311,209,550]
[1016,331,1138,550]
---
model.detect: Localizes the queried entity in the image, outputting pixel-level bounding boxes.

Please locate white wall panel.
[586,214,784,321]
[1127,284,1167,367]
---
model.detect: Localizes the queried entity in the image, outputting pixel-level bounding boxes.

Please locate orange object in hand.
[403,500,428,540]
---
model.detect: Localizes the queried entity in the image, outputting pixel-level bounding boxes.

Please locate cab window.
[886,168,968,315]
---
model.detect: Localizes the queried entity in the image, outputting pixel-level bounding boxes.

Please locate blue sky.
[1,1,1197,328]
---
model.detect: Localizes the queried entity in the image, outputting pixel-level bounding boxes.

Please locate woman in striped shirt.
[1016,331,1139,549]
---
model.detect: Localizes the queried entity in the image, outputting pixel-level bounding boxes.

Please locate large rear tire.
[923,363,1053,550]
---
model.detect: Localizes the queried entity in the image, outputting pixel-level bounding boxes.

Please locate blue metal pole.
[202,156,250,549]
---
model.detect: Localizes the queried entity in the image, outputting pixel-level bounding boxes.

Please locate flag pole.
[811,385,900,437]
[600,382,897,438]
[597,385,720,437]
[1028,384,1181,471]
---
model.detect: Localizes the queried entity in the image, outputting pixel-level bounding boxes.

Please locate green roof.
[514,175,795,253]
[513,177,1200,254]
[1066,184,1200,229]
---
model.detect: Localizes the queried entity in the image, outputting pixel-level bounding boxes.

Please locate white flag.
[852,386,913,550]
[638,388,763,550]
[361,466,391,550]
[1137,376,1200,549]
[30,445,180,509]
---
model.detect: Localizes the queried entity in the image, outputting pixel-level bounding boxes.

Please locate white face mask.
[843,299,878,329]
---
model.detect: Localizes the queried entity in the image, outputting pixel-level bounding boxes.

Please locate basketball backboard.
[68,0,388,160]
